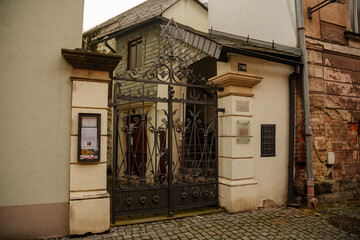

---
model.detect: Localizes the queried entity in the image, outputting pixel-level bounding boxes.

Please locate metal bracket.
[216,108,225,113]
[308,0,336,19]
[105,40,116,54]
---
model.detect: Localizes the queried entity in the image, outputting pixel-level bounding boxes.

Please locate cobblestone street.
[59,202,360,240]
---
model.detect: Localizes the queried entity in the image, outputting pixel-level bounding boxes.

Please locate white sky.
[83,0,146,31]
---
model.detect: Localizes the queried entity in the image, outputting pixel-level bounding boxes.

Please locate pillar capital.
[210,72,262,98]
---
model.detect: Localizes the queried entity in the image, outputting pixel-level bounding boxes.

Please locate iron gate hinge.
[216,108,225,113]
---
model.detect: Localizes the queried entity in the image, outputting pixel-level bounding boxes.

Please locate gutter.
[221,46,301,66]
[295,0,317,208]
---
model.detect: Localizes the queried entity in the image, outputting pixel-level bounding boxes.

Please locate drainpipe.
[287,70,298,205]
[295,0,317,208]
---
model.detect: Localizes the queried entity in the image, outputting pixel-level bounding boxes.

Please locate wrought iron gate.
[110,37,218,223]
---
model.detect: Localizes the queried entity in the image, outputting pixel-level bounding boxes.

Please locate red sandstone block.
[334,151,359,165]
[332,141,353,151]
[333,164,360,179]
[326,95,359,110]
[324,67,360,85]
[320,22,347,45]
[323,53,360,72]
[326,82,360,98]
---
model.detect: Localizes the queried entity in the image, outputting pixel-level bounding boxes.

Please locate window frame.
[261,124,276,158]
[127,37,143,70]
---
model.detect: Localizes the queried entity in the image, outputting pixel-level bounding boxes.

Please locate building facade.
[1,0,359,238]
[85,0,302,215]
[210,0,360,205]
[0,0,84,238]
[294,0,360,203]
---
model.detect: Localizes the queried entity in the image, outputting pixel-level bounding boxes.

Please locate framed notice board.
[78,113,101,162]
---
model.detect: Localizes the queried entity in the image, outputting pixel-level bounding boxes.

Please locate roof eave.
[221,46,302,66]
[193,0,208,11]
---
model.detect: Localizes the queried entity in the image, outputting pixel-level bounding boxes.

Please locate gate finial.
[160,18,185,53]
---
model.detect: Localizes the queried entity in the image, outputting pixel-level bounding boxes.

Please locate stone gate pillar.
[62,49,121,235]
[210,55,262,213]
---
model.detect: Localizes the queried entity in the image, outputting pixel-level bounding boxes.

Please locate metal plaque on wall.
[236,100,249,112]
[237,120,251,143]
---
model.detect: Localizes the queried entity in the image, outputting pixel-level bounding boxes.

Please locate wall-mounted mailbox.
[237,120,251,143]
[78,113,101,162]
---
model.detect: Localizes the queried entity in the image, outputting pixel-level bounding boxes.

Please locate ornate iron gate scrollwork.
[110,24,218,223]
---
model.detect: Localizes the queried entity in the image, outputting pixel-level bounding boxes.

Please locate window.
[128,38,143,69]
[261,124,276,157]
[350,0,360,33]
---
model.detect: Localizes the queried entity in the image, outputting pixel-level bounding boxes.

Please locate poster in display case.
[78,113,101,162]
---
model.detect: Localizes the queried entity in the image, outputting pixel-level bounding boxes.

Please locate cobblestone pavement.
[63,202,360,240]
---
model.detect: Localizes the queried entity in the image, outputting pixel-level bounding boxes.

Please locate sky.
[83,0,146,31]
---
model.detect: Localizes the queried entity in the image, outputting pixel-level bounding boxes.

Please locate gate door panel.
[111,54,218,222]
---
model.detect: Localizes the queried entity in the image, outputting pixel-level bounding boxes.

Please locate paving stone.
[59,202,360,240]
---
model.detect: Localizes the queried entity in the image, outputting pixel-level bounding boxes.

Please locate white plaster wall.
[217,55,292,207]
[208,0,298,47]
[0,0,84,206]
[163,0,208,32]
[249,56,292,206]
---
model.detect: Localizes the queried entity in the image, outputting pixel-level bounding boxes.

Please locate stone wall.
[294,0,360,203]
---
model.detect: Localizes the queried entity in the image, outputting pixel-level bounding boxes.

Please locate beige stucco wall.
[208,0,297,47]
[216,54,292,210]
[0,0,84,206]
[163,0,208,32]
[250,57,292,206]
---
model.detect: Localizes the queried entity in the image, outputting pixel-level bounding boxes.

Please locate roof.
[199,29,301,61]
[83,0,301,66]
[83,0,208,40]
[162,22,302,65]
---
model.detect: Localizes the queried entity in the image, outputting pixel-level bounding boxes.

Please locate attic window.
[128,38,143,69]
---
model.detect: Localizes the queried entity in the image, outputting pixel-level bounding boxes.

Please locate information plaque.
[236,100,249,112]
[237,120,251,143]
[78,113,101,162]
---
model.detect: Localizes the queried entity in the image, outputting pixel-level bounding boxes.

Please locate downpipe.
[287,70,298,205]
[295,0,318,208]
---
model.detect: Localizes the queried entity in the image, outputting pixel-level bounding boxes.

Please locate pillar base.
[219,178,258,213]
[69,192,110,235]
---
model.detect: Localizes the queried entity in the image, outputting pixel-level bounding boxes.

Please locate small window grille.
[261,124,276,157]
